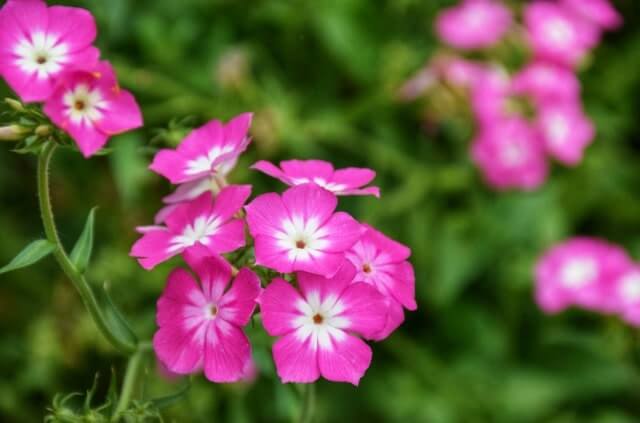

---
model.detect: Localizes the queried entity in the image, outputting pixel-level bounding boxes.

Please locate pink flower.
[43,61,143,158]
[0,0,99,102]
[435,0,512,50]
[560,0,622,31]
[524,1,599,67]
[245,184,363,277]
[345,225,416,340]
[258,263,387,385]
[612,266,640,327]
[536,101,594,166]
[154,177,220,225]
[153,252,260,382]
[471,118,548,190]
[440,57,485,88]
[150,113,252,185]
[130,185,251,270]
[534,237,632,314]
[470,66,511,124]
[511,62,581,105]
[252,159,380,197]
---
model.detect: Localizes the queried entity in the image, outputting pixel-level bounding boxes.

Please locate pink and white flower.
[154,176,221,225]
[471,118,548,190]
[43,61,142,158]
[130,185,251,270]
[511,61,581,105]
[252,159,380,197]
[534,237,632,314]
[470,65,511,124]
[560,0,622,31]
[258,263,387,385]
[612,266,640,327]
[536,101,595,166]
[346,225,416,340]
[150,113,252,185]
[0,0,99,102]
[245,184,363,277]
[153,253,260,382]
[435,0,512,50]
[524,1,599,67]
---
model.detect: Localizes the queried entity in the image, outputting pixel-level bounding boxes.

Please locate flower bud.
[35,124,52,137]
[4,97,24,111]
[0,124,30,141]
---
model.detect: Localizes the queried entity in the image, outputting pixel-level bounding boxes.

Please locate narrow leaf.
[0,239,55,274]
[70,207,97,273]
[97,282,138,349]
[150,379,191,410]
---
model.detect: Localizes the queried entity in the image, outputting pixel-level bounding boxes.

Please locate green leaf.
[96,282,138,349]
[150,379,191,410]
[0,239,55,274]
[70,207,97,273]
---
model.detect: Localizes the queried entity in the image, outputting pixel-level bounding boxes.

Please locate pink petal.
[245,192,289,236]
[223,112,253,146]
[203,219,246,254]
[370,298,405,341]
[203,320,252,383]
[335,282,388,339]
[319,212,363,252]
[218,268,261,326]
[211,185,252,221]
[318,334,372,386]
[280,160,334,182]
[130,229,176,270]
[97,89,143,135]
[252,235,295,273]
[331,168,376,189]
[291,250,347,278]
[47,5,96,50]
[251,160,289,183]
[165,192,214,231]
[153,323,204,374]
[182,251,232,302]
[272,332,320,383]
[297,262,356,302]
[149,149,190,184]
[258,278,305,336]
[179,119,224,158]
[282,184,337,226]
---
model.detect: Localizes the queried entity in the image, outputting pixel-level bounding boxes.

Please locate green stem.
[297,383,315,423]
[37,142,137,354]
[114,349,145,417]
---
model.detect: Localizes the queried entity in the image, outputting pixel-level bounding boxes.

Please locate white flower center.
[463,4,488,28]
[185,145,236,176]
[14,31,68,79]
[501,142,526,167]
[545,114,569,146]
[63,84,108,126]
[276,215,329,262]
[561,258,598,288]
[169,215,221,252]
[619,273,640,303]
[544,19,574,46]
[293,291,349,350]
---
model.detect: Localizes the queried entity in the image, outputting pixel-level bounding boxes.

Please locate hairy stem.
[297,383,316,423]
[114,349,145,417]
[37,142,137,354]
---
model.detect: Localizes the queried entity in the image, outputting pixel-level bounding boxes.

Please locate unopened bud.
[4,98,24,111]
[35,124,51,137]
[0,124,30,141]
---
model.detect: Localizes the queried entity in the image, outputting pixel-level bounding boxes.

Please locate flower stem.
[37,142,137,354]
[114,348,145,417]
[297,383,316,423]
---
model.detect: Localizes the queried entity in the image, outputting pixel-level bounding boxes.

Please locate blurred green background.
[2,0,640,421]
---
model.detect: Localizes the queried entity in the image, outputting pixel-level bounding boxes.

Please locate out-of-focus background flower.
[2,0,640,421]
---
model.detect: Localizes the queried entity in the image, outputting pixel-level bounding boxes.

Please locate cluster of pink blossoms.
[131,114,416,385]
[535,238,640,326]
[0,0,142,157]
[401,0,621,191]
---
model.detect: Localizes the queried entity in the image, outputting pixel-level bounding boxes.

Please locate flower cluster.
[131,114,416,385]
[400,0,621,191]
[0,0,142,157]
[535,237,640,326]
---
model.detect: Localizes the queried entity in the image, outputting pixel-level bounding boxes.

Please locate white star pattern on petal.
[275,215,329,262]
[168,215,221,252]
[63,84,108,126]
[293,291,349,350]
[14,31,68,79]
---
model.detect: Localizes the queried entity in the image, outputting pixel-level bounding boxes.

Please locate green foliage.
[0,239,55,275]
[70,208,98,273]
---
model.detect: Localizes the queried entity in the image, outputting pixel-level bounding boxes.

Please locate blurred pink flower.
[470,66,511,124]
[258,263,387,385]
[536,101,595,166]
[345,225,416,340]
[150,113,252,184]
[130,185,251,270]
[534,237,632,314]
[252,159,380,197]
[524,1,599,67]
[153,253,260,382]
[43,61,142,158]
[245,184,363,277]
[471,117,548,190]
[511,61,581,105]
[612,267,640,326]
[560,0,622,31]
[435,0,512,50]
[0,0,99,102]
[441,57,486,87]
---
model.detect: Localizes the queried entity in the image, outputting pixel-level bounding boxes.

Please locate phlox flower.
[345,225,416,340]
[511,62,581,105]
[471,118,548,190]
[534,237,632,314]
[440,57,485,88]
[252,159,380,197]
[154,176,220,225]
[524,1,599,67]
[245,184,363,277]
[130,185,251,270]
[435,0,512,50]
[470,66,511,125]
[612,266,640,327]
[153,252,260,382]
[150,113,252,185]
[560,0,622,31]
[536,101,594,166]
[43,61,142,157]
[0,0,99,102]
[259,263,388,385]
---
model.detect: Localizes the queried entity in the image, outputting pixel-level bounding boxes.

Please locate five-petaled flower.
[130,185,251,270]
[252,159,380,197]
[43,61,143,157]
[0,0,99,102]
[259,263,388,385]
[153,252,261,382]
[245,183,363,277]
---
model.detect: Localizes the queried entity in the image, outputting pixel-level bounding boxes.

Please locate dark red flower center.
[74,100,86,111]
[36,55,47,64]
[312,313,323,324]
[363,263,372,274]
[209,305,218,316]
[296,240,306,249]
